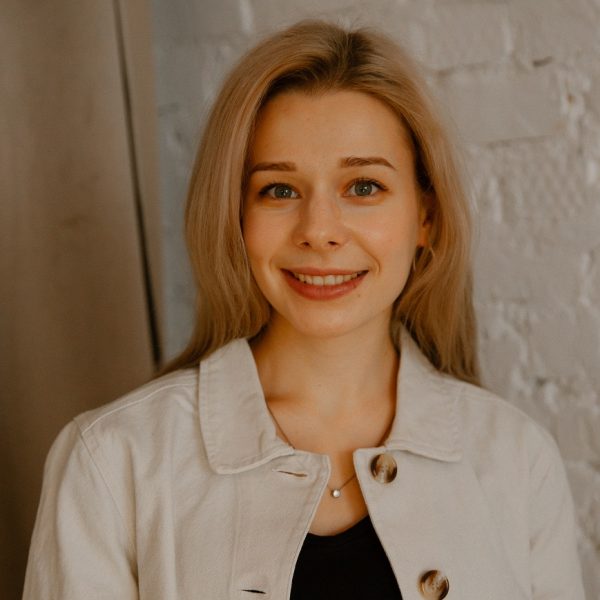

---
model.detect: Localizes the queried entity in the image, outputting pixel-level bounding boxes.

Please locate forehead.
[249,90,415,164]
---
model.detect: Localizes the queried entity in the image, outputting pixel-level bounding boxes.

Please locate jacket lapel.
[196,332,526,599]
[385,328,462,462]
[198,329,463,473]
[198,339,293,475]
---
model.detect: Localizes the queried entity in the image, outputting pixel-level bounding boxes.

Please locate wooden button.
[370,452,397,483]
[419,570,449,599]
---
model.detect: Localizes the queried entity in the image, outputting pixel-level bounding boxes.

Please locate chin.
[298,324,354,340]
[286,311,385,341]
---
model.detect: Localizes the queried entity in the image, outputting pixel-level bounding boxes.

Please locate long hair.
[162,20,480,385]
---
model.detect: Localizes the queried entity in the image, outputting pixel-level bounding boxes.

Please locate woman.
[24,20,584,599]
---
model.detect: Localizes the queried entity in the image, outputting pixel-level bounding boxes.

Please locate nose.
[292,192,349,250]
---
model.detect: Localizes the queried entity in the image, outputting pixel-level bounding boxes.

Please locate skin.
[243,90,429,535]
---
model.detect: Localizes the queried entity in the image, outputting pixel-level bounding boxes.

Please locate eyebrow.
[341,156,395,170]
[248,156,396,175]
[248,161,296,175]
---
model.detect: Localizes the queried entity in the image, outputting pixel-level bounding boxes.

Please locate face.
[243,90,429,341]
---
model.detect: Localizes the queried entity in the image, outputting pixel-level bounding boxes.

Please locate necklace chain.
[266,405,357,499]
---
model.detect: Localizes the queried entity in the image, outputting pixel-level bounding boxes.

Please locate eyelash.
[257,178,388,198]
[258,182,297,198]
[349,178,388,195]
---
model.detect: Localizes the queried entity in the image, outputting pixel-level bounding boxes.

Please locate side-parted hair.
[163,19,480,385]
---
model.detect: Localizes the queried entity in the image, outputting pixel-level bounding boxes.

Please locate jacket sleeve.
[22,421,138,599]
[528,427,585,600]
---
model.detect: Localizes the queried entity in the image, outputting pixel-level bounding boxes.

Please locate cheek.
[242,212,266,263]
[242,212,285,288]
[361,211,421,264]
[242,225,269,296]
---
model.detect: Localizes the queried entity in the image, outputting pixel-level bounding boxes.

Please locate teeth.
[292,272,362,286]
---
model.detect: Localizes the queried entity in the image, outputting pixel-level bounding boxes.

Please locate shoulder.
[438,376,583,596]
[42,368,204,521]
[73,368,198,440]
[44,369,201,490]
[441,375,565,482]
[455,377,557,443]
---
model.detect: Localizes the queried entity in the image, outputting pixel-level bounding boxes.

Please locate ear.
[417,192,434,248]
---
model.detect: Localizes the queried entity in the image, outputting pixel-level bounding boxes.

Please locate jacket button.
[419,570,449,599]
[370,453,397,483]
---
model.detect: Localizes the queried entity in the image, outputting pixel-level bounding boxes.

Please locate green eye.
[260,184,298,199]
[349,179,383,197]
[355,181,374,196]
[274,185,294,198]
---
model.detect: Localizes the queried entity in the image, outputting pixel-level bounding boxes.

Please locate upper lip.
[284,267,367,276]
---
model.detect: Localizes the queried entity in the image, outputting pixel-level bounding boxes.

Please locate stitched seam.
[387,438,458,455]
[199,354,219,465]
[229,465,242,598]
[214,447,294,471]
[76,426,137,560]
[81,379,195,434]
[388,383,461,459]
[200,345,289,471]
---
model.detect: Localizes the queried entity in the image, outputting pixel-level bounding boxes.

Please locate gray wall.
[150,2,600,596]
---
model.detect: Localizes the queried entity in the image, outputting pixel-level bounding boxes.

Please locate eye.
[347,179,386,197]
[259,183,299,199]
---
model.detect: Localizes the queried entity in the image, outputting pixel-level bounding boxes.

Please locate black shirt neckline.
[305,515,372,548]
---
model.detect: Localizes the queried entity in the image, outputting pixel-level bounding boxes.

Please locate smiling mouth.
[289,271,367,286]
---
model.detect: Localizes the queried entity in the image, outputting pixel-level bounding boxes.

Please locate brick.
[245,0,431,64]
[528,302,600,387]
[245,0,361,34]
[509,0,597,63]
[482,141,599,252]
[417,2,512,71]
[337,2,429,63]
[557,407,600,462]
[574,304,600,392]
[573,54,600,119]
[481,245,584,308]
[152,0,245,40]
[438,66,562,143]
[585,65,600,119]
[154,43,204,109]
[477,310,529,396]
[581,248,600,310]
[528,307,575,379]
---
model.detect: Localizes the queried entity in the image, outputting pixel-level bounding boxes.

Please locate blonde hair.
[163,19,480,385]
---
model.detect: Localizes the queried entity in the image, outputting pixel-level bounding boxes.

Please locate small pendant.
[331,489,341,499]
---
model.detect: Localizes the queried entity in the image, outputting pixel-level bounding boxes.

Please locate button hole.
[272,468,308,477]
[241,589,266,594]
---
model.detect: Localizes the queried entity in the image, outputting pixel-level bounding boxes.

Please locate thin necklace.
[266,405,357,499]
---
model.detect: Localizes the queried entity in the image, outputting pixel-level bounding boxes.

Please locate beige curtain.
[0,1,162,596]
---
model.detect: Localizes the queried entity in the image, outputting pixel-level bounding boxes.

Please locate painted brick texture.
[151,1,600,596]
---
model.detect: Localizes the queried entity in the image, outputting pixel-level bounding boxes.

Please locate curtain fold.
[0,1,162,596]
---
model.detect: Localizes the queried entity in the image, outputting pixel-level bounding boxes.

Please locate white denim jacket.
[23,330,585,599]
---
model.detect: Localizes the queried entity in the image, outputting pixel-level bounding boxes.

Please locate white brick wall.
[412,2,514,70]
[509,0,597,63]
[440,66,562,143]
[151,1,600,595]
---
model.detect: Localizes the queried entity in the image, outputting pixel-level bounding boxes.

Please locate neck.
[250,316,399,420]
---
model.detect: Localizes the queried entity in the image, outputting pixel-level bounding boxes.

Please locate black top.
[291,515,403,599]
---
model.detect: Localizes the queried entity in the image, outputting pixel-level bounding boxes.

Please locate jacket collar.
[198,328,462,474]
